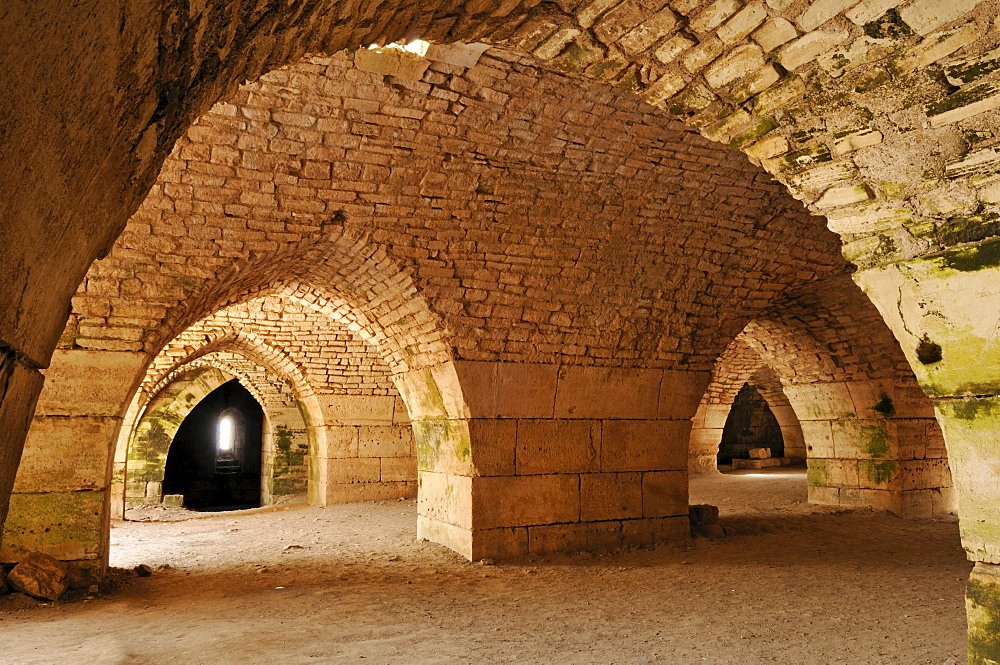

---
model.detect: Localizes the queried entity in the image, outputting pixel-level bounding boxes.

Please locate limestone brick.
[778,29,849,70]
[580,472,643,520]
[717,2,768,43]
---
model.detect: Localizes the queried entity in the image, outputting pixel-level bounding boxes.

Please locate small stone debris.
[688,504,720,526]
[282,544,304,552]
[8,552,69,601]
[478,559,496,566]
[134,564,154,577]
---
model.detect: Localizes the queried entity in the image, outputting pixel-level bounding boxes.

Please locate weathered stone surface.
[7,552,68,600]
[796,0,860,31]
[778,30,849,70]
[689,504,720,525]
[717,2,768,44]
[689,0,742,33]
[753,17,799,51]
[898,0,983,35]
[704,45,766,88]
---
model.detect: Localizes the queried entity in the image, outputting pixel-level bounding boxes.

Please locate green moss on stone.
[871,392,896,418]
[937,237,1000,272]
[807,459,828,486]
[727,117,778,149]
[926,83,996,118]
[863,9,912,39]
[968,576,1000,664]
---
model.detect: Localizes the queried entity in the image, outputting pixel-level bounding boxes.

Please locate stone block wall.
[318,394,417,504]
[787,379,953,517]
[2,350,146,584]
[411,361,707,559]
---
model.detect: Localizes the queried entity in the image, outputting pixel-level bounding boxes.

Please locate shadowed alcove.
[162,380,264,511]
[718,383,785,465]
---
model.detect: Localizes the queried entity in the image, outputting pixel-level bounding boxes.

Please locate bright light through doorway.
[218,415,234,452]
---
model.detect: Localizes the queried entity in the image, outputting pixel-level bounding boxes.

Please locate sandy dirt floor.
[0,469,970,664]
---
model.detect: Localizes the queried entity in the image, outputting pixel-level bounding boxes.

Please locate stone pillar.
[785,378,953,518]
[0,352,45,555]
[689,403,730,473]
[403,361,708,560]
[855,245,1000,662]
[317,393,416,504]
[260,406,310,505]
[1,349,145,585]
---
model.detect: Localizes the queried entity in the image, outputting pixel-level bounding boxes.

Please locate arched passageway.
[717,383,785,466]
[162,379,264,511]
[6,1,1000,653]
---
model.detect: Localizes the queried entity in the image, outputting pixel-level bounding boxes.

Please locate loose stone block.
[689,504,720,525]
[7,552,68,601]
[748,447,771,459]
[163,494,184,507]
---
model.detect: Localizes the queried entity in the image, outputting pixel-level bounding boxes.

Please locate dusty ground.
[0,469,970,664]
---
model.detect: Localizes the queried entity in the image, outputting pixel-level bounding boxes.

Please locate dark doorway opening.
[718,383,784,464]
[163,379,263,511]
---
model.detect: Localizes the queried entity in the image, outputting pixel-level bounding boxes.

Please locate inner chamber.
[163,379,264,511]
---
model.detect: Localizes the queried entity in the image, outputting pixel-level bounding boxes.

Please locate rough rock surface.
[7,551,68,601]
